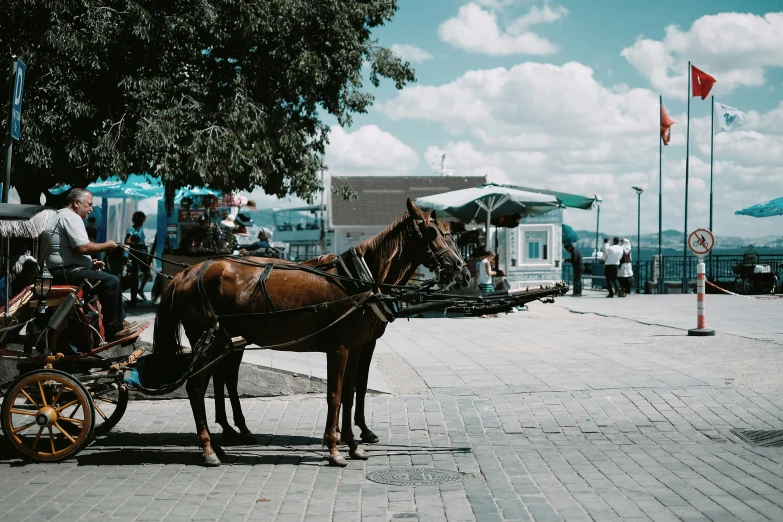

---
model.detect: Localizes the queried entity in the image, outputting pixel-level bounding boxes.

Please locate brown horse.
[153,199,469,466]
[208,217,466,448]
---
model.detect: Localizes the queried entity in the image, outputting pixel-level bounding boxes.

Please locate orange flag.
[660,102,676,145]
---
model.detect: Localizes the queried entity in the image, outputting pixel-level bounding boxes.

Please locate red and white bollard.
[688,255,715,336]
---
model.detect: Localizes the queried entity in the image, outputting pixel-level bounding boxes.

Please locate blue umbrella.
[49,175,220,202]
[735,197,783,218]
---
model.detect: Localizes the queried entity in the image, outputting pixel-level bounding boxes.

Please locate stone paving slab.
[556,293,783,342]
[2,301,783,521]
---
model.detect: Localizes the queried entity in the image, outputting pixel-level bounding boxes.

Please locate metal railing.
[560,254,783,294]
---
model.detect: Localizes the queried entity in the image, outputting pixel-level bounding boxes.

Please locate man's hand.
[92,260,105,270]
[104,240,119,251]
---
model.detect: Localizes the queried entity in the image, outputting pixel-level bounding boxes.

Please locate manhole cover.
[731,429,783,447]
[366,468,462,486]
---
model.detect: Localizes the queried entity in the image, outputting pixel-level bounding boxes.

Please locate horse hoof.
[202,453,222,467]
[328,454,348,467]
[361,431,380,444]
[239,431,257,445]
[349,448,369,460]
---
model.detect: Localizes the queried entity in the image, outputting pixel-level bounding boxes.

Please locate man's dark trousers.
[51,267,126,334]
[573,268,583,295]
[604,264,622,296]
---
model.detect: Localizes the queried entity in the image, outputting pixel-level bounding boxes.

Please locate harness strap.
[256,264,276,313]
[196,258,215,323]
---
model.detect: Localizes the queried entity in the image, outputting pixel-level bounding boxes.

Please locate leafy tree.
[1,1,414,206]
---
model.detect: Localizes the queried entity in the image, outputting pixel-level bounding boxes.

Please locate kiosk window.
[524,231,548,261]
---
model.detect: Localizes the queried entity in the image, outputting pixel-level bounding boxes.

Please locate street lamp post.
[632,186,644,293]
[593,194,602,260]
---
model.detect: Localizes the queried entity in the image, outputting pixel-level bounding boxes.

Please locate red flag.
[691,65,716,99]
[660,102,676,145]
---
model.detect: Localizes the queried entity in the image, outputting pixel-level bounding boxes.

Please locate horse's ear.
[424,226,438,242]
[430,210,438,223]
[406,198,418,217]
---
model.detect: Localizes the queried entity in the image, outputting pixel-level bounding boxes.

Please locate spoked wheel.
[1,370,95,462]
[89,380,128,434]
[734,277,752,295]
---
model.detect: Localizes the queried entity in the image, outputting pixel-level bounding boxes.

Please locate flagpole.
[709,95,715,277]
[658,95,663,294]
[683,62,691,293]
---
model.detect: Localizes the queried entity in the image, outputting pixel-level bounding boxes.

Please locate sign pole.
[687,228,715,336]
[3,58,16,204]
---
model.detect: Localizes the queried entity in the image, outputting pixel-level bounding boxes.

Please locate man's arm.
[74,240,118,255]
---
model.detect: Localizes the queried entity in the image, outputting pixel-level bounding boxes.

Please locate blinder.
[411,216,465,283]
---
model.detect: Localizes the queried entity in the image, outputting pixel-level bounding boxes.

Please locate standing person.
[477,250,497,294]
[604,237,625,298]
[85,216,100,260]
[565,244,584,296]
[601,238,610,262]
[125,211,151,306]
[618,238,634,295]
[40,188,136,340]
[85,216,98,242]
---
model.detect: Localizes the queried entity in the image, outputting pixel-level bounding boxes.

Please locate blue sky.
[249,2,783,238]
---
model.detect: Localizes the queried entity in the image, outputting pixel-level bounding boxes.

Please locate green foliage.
[0,0,415,205]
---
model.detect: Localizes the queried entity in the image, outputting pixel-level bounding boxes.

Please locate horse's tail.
[152,276,184,383]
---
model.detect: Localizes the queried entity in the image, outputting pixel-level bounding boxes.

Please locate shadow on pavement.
[0,430,472,467]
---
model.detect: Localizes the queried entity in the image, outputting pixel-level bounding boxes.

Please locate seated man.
[40,188,136,341]
[242,227,272,251]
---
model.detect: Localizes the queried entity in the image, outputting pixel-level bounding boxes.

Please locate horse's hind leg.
[324,345,349,467]
[224,351,255,444]
[213,360,241,441]
[354,340,380,443]
[341,347,368,460]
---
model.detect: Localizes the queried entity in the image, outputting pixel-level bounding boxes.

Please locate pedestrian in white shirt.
[604,237,625,297]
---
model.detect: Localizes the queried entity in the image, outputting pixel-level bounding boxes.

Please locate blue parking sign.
[10,59,25,141]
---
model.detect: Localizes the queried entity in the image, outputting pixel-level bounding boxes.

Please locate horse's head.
[406,199,470,287]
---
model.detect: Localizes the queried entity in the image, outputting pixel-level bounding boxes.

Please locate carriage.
[1,201,567,466]
[0,204,149,462]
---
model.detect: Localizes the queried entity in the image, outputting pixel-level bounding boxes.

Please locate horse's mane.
[301,254,338,268]
[355,214,409,265]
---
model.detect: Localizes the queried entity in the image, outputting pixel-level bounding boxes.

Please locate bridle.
[411,216,466,283]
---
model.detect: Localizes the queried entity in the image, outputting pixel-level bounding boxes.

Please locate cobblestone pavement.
[3,305,783,521]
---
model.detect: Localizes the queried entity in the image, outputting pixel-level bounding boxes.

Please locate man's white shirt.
[604,244,624,265]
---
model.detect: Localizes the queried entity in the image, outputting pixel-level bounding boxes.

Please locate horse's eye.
[424,226,437,242]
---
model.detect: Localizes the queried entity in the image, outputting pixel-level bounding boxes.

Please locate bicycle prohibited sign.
[688,228,714,256]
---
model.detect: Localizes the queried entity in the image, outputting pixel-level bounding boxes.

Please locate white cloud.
[474,0,518,9]
[622,12,783,98]
[507,4,568,32]
[325,124,419,176]
[380,60,783,236]
[390,44,433,63]
[438,3,563,56]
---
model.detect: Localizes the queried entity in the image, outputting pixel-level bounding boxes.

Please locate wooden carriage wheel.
[90,380,128,434]
[1,370,95,462]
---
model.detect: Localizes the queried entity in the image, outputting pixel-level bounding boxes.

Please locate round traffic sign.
[688,228,714,256]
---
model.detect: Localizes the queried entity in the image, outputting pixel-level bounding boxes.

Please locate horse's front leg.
[224,351,255,443]
[354,340,380,443]
[341,346,368,460]
[186,371,221,467]
[324,345,349,466]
